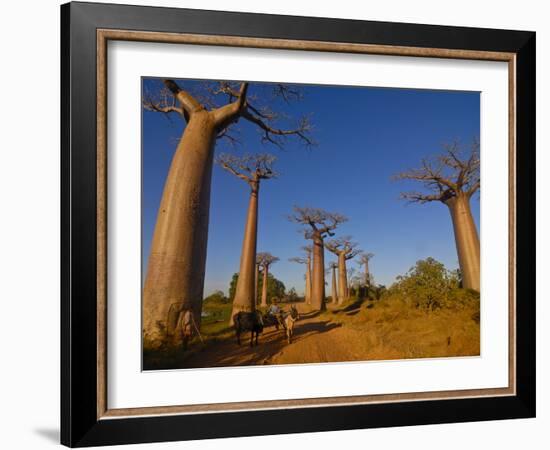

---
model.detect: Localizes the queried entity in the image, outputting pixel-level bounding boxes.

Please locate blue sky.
[142,78,480,296]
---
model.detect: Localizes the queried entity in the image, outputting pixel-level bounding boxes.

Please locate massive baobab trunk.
[230,182,260,321]
[143,111,216,346]
[325,236,360,305]
[445,193,480,291]
[256,252,279,308]
[305,255,312,304]
[338,253,348,304]
[358,253,374,294]
[394,140,480,292]
[330,264,338,304]
[311,234,326,311]
[142,79,313,347]
[288,207,347,311]
[216,154,277,323]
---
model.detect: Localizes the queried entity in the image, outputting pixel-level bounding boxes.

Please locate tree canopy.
[256,252,280,268]
[216,153,278,188]
[288,206,348,239]
[325,236,362,260]
[393,140,480,204]
[143,79,315,148]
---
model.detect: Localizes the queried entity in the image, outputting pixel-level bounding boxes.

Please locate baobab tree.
[254,260,261,305]
[394,140,480,291]
[257,252,280,307]
[288,207,347,311]
[289,256,308,301]
[349,272,364,296]
[358,252,374,288]
[217,153,277,322]
[142,79,313,346]
[347,267,357,294]
[289,245,312,304]
[325,236,361,304]
[328,262,339,303]
[303,245,313,304]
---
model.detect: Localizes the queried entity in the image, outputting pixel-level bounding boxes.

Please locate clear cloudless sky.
[142,78,480,297]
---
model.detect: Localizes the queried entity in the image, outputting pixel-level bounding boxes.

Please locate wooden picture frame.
[61,1,535,447]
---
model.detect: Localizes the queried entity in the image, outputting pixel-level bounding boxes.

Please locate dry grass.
[323,295,480,361]
[144,293,480,370]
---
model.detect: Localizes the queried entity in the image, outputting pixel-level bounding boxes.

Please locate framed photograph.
[61,1,535,447]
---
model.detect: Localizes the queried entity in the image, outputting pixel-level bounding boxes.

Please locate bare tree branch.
[325,236,361,260]
[257,252,279,268]
[393,139,480,204]
[272,84,303,103]
[143,85,187,121]
[213,82,249,128]
[216,153,278,188]
[216,157,250,183]
[144,79,316,150]
[216,126,240,146]
[358,253,374,266]
[162,79,203,115]
[288,206,347,239]
[290,243,314,265]
[467,180,480,196]
[242,110,315,149]
[398,191,450,204]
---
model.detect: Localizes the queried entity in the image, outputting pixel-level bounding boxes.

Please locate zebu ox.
[283,305,299,344]
[233,311,264,347]
[262,312,284,331]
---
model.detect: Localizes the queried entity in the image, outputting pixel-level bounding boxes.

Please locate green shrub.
[203,290,229,304]
[385,257,478,311]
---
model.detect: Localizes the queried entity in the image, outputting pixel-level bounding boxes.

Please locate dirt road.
[178,296,480,369]
[181,303,366,368]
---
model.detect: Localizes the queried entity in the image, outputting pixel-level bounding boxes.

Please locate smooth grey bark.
[230,182,260,322]
[305,255,312,304]
[311,233,326,311]
[325,237,360,304]
[288,207,346,311]
[445,193,480,291]
[338,253,348,304]
[358,253,374,292]
[217,153,277,324]
[257,252,279,307]
[143,80,312,347]
[394,141,480,292]
[331,264,338,304]
[143,111,216,346]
